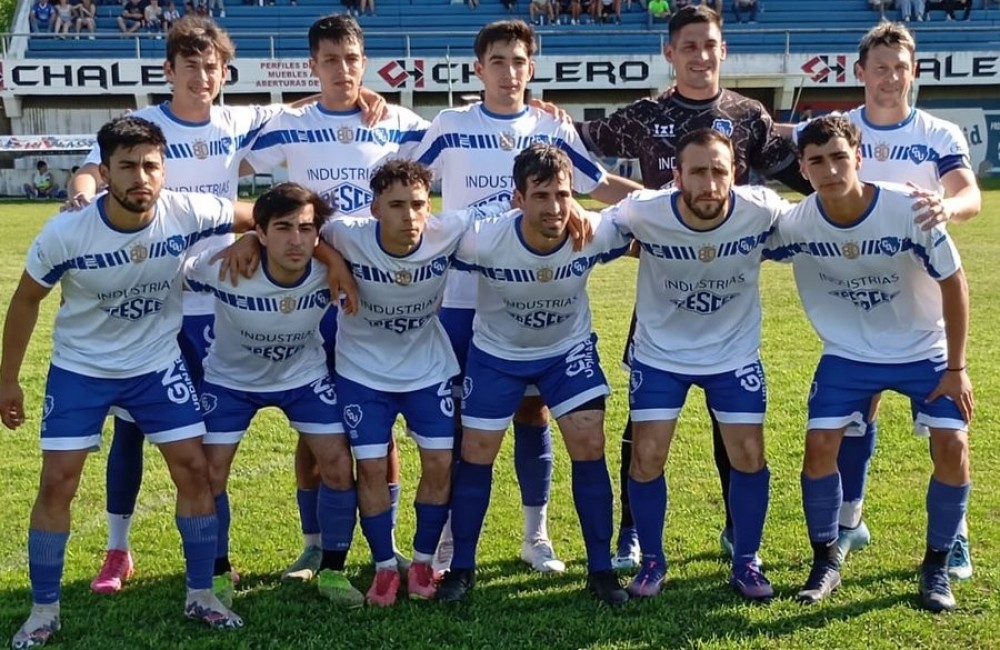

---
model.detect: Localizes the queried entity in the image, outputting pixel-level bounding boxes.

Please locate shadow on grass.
[0,561,943,650]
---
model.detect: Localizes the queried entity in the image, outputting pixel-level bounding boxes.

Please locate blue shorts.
[199,376,344,445]
[178,313,215,386]
[439,307,475,372]
[628,358,767,425]
[336,373,455,460]
[42,358,205,451]
[808,354,967,434]
[461,334,609,431]
[320,306,338,375]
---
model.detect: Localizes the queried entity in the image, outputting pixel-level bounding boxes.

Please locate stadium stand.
[21,0,1000,60]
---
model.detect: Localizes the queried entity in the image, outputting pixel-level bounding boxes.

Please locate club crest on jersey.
[166,235,186,257]
[279,296,296,314]
[571,259,588,276]
[536,267,554,283]
[430,257,448,275]
[874,142,890,162]
[498,131,517,151]
[908,144,930,164]
[343,404,363,429]
[698,244,717,263]
[370,128,389,146]
[394,269,413,286]
[42,395,54,420]
[629,369,642,393]
[337,126,355,144]
[652,123,675,138]
[129,243,148,263]
[711,119,734,137]
[842,241,860,259]
[192,140,210,160]
[199,392,218,415]
[878,236,902,255]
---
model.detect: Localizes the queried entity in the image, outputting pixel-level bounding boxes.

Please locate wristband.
[946,366,966,372]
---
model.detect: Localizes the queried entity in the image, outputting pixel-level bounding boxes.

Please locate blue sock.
[450,460,494,570]
[627,474,667,565]
[513,423,552,507]
[28,530,69,605]
[926,478,970,552]
[106,417,144,515]
[838,420,877,505]
[296,488,320,537]
[359,508,394,564]
[413,503,450,556]
[801,473,841,544]
[388,483,401,530]
[318,484,356,552]
[214,492,230,560]
[571,458,613,572]
[176,514,218,590]
[729,467,770,565]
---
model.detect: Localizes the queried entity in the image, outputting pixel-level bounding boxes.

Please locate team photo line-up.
[0,4,981,648]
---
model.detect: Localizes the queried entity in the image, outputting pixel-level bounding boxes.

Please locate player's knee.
[356,458,387,488]
[38,468,81,508]
[931,432,969,476]
[513,397,549,427]
[727,437,765,473]
[461,431,502,464]
[629,443,665,482]
[803,432,840,477]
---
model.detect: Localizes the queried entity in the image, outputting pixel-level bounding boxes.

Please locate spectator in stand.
[194,0,225,17]
[530,0,555,23]
[648,0,671,20]
[23,161,65,200]
[502,0,518,12]
[29,0,55,33]
[732,0,757,22]
[869,0,895,20]
[468,0,480,8]
[163,0,181,29]
[593,0,622,23]
[930,0,971,19]
[117,0,145,33]
[341,0,359,15]
[75,0,97,38]
[359,0,374,16]
[900,0,925,20]
[52,0,74,37]
[145,0,164,36]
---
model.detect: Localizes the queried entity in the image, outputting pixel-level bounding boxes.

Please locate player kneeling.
[187,183,365,610]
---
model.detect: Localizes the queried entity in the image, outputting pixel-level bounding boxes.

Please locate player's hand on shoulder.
[908,182,951,230]
[0,382,25,430]
[357,87,389,126]
[528,97,572,124]
[213,232,261,285]
[926,367,974,424]
[566,199,596,252]
[61,192,93,212]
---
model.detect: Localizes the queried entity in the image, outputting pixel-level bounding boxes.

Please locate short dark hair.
[165,16,236,66]
[370,159,433,198]
[797,115,861,156]
[36,160,48,171]
[97,116,167,167]
[253,182,333,232]
[308,14,364,57]
[513,143,573,195]
[474,20,536,61]
[858,22,916,67]
[676,128,734,168]
[668,4,722,41]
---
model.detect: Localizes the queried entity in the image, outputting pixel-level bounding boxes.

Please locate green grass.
[1,191,999,649]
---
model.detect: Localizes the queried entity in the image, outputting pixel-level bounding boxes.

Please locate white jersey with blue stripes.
[322,209,481,392]
[412,102,608,309]
[185,254,331,392]
[25,190,234,378]
[84,102,281,314]
[611,185,790,375]
[454,209,631,361]
[246,103,429,218]
[765,182,962,363]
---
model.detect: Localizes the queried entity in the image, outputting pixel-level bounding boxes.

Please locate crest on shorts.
[498,131,517,151]
[200,392,218,415]
[42,395,54,420]
[343,404,363,429]
[337,126,355,144]
[394,269,413,286]
[536,267,554,283]
[698,244,717,263]
[129,243,148,263]
[192,139,210,160]
[629,370,642,393]
[279,296,296,314]
[874,142,890,162]
[842,241,860,259]
[461,376,474,401]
